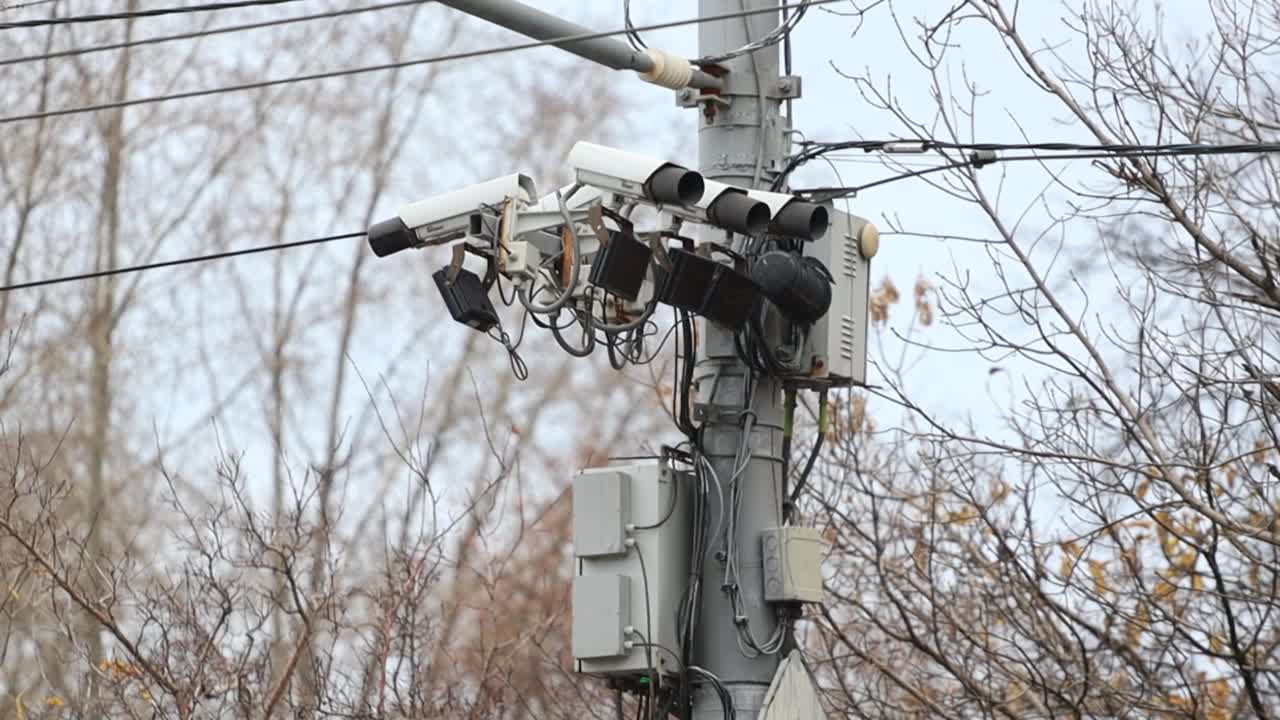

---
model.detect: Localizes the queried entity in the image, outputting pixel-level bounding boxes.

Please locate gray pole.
[693,1,787,718]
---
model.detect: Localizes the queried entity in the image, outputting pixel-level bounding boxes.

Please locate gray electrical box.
[571,574,631,659]
[573,469,630,557]
[572,461,690,677]
[802,208,874,387]
[761,526,827,604]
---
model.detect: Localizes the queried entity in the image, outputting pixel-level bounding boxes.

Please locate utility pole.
[397,2,802,717]
[691,1,788,717]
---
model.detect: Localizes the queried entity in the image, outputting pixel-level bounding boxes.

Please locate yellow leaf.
[44,697,64,707]
[1192,574,1206,591]
[1136,480,1150,502]
[991,479,1010,504]
[1251,436,1268,463]
[16,693,26,720]
[947,506,980,524]
[1207,679,1231,704]
[1210,634,1226,654]
[912,541,928,576]
[1088,559,1110,594]
[1155,579,1177,602]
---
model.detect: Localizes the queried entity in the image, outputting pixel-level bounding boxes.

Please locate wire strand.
[0,231,365,292]
[0,0,841,125]
[793,144,1280,198]
[0,0,308,29]
[2,0,59,11]
[1,0,428,66]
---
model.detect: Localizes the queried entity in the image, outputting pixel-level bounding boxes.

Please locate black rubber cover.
[655,248,759,330]
[751,250,832,325]
[368,217,418,257]
[771,200,829,241]
[708,191,771,236]
[646,164,705,206]
[590,230,652,301]
[432,267,499,332]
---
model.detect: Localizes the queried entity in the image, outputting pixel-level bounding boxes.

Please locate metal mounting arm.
[435,0,724,90]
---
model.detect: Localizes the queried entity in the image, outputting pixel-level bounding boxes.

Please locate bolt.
[778,79,792,93]
[679,89,694,102]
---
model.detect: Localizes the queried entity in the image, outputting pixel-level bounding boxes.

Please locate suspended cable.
[792,143,1280,199]
[1,0,427,66]
[0,0,841,125]
[0,0,308,30]
[693,0,809,64]
[2,0,59,11]
[0,231,365,292]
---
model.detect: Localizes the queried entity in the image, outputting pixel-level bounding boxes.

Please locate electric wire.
[0,0,308,29]
[782,139,1280,196]
[0,0,843,125]
[1,0,428,67]
[693,0,809,65]
[2,0,59,11]
[0,231,364,292]
[621,0,645,50]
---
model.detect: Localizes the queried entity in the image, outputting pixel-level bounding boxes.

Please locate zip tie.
[639,47,693,90]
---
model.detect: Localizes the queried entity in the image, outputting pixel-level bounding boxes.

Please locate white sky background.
[0,0,1218,527]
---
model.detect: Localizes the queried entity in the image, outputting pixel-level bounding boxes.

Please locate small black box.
[655,248,717,312]
[654,248,758,330]
[433,267,499,332]
[589,230,652,301]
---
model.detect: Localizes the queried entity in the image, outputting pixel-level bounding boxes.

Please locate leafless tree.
[800,1,1280,717]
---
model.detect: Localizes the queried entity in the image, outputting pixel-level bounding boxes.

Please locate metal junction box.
[572,461,690,677]
[802,208,873,386]
[761,526,827,604]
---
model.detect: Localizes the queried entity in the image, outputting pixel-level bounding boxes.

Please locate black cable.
[621,0,646,50]
[786,394,826,510]
[687,665,734,720]
[1,0,427,67]
[2,0,59,11]
[786,141,1280,196]
[631,542,656,718]
[633,474,678,530]
[0,0,842,125]
[0,0,308,30]
[0,231,364,292]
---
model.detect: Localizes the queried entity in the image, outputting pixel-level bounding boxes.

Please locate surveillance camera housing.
[669,179,772,237]
[744,189,829,241]
[568,141,704,207]
[368,173,537,257]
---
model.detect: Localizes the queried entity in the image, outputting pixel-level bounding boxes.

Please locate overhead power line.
[0,231,364,292]
[1,0,428,66]
[0,0,308,29]
[793,142,1280,199]
[0,0,841,125]
[2,0,59,11]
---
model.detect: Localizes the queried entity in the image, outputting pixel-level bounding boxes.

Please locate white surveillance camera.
[368,173,537,257]
[744,189,829,241]
[670,179,772,236]
[568,141,705,208]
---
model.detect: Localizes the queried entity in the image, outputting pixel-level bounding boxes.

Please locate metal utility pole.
[423,1,796,717]
[691,2,788,717]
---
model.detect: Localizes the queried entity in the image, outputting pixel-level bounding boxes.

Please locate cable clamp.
[969,149,998,168]
[733,615,748,627]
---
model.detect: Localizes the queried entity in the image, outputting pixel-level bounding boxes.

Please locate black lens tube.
[707,191,771,236]
[646,165,705,206]
[771,200,829,241]
[368,217,419,257]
